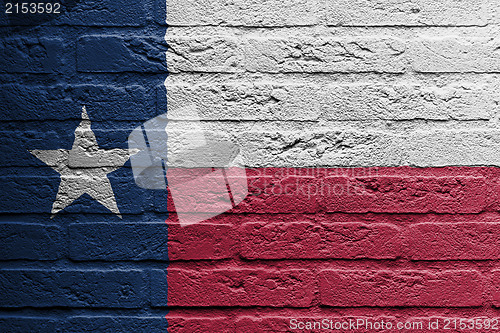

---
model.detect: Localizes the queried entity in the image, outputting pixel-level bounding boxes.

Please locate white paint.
[30,106,130,218]
[164,0,500,168]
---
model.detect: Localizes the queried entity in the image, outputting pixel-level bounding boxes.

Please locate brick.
[166,0,319,26]
[245,37,406,73]
[164,168,247,221]
[407,223,500,260]
[406,130,500,167]
[150,269,167,306]
[325,0,490,26]
[168,223,235,260]
[320,176,490,213]
[0,223,64,260]
[0,176,58,213]
[166,36,406,74]
[69,223,168,261]
[0,270,147,308]
[0,130,65,167]
[165,83,492,121]
[166,36,242,73]
[0,176,147,214]
[166,317,235,332]
[155,0,167,24]
[490,270,500,307]
[234,176,320,213]
[60,0,147,26]
[165,127,400,168]
[237,130,401,168]
[0,37,67,73]
[321,84,493,121]
[63,317,168,333]
[240,222,401,259]
[0,84,155,121]
[90,128,500,170]
[411,38,500,73]
[319,270,484,307]
[155,268,314,307]
[165,83,321,121]
[77,36,167,73]
[0,317,58,333]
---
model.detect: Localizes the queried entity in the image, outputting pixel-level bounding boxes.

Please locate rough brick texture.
[69,223,169,260]
[239,222,401,259]
[166,83,494,121]
[411,38,500,73]
[164,268,314,307]
[319,270,485,307]
[168,223,235,260]
[0,223,65,260]
[0,270,148,308]
[0,0,168,331]
[407,223,500,260]
[4,0,500,331]
[166,0,319,26]
[0,37,69,73]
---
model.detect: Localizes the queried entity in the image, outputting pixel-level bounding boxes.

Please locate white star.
[30,106,131,218]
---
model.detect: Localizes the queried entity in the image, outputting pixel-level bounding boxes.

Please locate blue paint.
[0,0,169,330]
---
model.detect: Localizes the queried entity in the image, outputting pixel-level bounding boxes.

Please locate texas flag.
[2,0,500,332]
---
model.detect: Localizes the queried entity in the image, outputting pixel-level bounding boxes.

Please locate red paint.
[407,223,500,260]
[166,167,500,328]
[167,268,314,307]
[319,270,484,307]
[239,222,401,259]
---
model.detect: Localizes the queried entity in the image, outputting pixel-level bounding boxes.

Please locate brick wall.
[0,0,169,331]
[164,167,500,331]
[3,0,500,332]
[164,0,500,332]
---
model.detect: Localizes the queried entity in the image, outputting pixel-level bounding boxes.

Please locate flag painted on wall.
[2,0,500,332]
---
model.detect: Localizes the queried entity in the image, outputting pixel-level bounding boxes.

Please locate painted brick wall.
[3,0,500,332]
[165,168,500,331]
[165,0,500,169]
[0,0,169,331]
[164,0,500,332]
